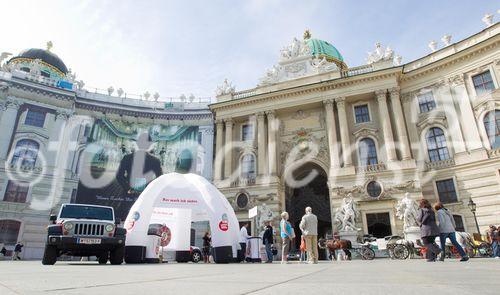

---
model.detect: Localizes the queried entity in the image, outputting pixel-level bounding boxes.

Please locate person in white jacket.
[238,223,250,262]
[434,202,469,262]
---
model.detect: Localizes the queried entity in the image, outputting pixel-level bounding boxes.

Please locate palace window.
[20,67,30,73]
[0,220,21,245]
[483,110,500,149]
[354,105,370,123]
[472,71,495,95]
[11,139,39,169]
[366,181,382,198]
[40,71,50,78]
[358,138,378,166]
[453,215,465,232]
[426,127,450,162]
[197,131,203,145]
[436,178,458,204]
[241,124,254,141]
[417,92,436,113]
[3,181,29,203]
[24,109,46,128]
[241,154,256,179]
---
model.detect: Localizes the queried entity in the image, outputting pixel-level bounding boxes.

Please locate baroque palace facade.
[0,47,214,259]
[211,21,500,243]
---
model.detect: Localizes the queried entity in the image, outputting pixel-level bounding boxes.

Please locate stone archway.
[284,162,331,260]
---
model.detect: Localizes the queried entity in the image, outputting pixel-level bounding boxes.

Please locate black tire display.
[110,246,124,265]
[41,245,58,265]
[98,252,108,264]
[191,250,202,263]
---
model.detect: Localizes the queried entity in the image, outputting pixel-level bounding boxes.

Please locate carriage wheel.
[478,243,492,257]
[318,239,327,249]
[360,246,375,260]
[393,244,410,260]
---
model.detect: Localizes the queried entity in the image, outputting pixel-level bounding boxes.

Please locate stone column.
[199,125,214,181]
[223,119,233,179]
[47,111,70,167]
[389,87,412,160]
[323,99,341,171]
[449,75,483,151]
[335,97,353,167]
[436,83,466,154]
[214,119,224,182]
[0,98,21,160]
[266,110,277,177]
[257,112,268,176]
[376,90,397,162]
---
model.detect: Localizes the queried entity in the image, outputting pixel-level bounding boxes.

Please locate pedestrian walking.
[417,199,441,262]
[279,212,293,263]
[486,225,499,258]
[239,223,250,262]
[12,242,23,261]
[299,207,318,264]
[202,232,211,263]
[263,221,274,263]
[434,202,469,262]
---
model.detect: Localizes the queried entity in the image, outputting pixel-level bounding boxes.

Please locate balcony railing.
[487,148,500,158]
[355,163,387,173]
[425,158,455,170]
[231,177,256,187]
[341,64,374,78]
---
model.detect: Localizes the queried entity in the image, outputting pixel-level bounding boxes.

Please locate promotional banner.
[149,207,191,251]
[75,118,200,219]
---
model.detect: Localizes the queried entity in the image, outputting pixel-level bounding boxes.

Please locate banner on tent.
[150,207,192,251]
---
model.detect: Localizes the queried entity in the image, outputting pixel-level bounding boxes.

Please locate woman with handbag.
[417,199,441,262]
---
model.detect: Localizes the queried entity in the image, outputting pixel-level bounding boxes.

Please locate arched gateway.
[285,162,332,260]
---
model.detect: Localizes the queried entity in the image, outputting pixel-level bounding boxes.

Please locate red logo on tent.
[160,225,172,247]
[218,220,228,231]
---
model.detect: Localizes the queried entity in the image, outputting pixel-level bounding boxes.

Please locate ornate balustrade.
[487,148,500,158]
[424,158,455,170]
[341,64,374,78]
[355,163,387,173]
[231,177,256,187]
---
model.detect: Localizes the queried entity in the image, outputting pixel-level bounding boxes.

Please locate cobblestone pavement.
[0,258,499,295]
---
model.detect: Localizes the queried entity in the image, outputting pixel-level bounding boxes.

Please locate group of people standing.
[417,199,469,262]
[279,207,319,264]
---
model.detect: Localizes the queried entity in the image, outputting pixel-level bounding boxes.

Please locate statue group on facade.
[395,192,420,231]
[215,78,235,96]
[334,194,361,232]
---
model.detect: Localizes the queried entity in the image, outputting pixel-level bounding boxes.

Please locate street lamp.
[467,198,481,234]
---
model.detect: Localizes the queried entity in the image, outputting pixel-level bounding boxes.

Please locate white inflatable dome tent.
[123,173,240,263]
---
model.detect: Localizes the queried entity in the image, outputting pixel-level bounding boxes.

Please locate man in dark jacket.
[417,199,441,262]
[262,221,274,263]
[116,132,163,197]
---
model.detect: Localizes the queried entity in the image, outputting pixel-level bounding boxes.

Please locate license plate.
[77,238,101,244]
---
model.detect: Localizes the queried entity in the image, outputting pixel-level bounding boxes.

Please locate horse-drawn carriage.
[318,238,375,260]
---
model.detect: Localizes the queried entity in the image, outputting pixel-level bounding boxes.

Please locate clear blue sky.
[2,0,498,99]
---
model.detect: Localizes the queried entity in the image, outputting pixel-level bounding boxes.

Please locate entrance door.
[366,212,392,238]
[285,163,331,260]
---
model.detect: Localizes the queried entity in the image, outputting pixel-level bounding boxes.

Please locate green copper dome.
[304,31,347,69]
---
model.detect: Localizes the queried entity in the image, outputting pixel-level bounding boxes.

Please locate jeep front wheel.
[110,246,124,265]
[98,252,108,264]
[42,245,58,265]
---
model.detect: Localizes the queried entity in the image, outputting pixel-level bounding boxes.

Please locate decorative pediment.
[473,89,500,117]
[352,127,379,140]
[416,111,447,132]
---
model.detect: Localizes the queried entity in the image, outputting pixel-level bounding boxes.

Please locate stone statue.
[153,92,160,102]
[395,193,419,230]
[75,80,85,90]
[107,86,114,96]
[30,59,42,76]
[215,78,235,96]
[65,68,76,82]
[0,52,12,69]
[117,88,124,97]
[143,91,151,101]
[334,194,360,231]
[366,42,396,65]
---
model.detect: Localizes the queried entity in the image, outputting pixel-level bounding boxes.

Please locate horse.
[318,238,352,261]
